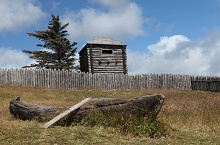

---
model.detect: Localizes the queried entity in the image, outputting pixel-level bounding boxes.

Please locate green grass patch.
[79,111,166,138]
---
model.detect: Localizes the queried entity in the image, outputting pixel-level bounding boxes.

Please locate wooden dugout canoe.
[9,94,165,126]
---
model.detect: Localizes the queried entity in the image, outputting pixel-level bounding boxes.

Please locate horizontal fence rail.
[0,68,194,90]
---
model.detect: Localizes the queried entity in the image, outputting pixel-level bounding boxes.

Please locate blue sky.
[1,0,220,75]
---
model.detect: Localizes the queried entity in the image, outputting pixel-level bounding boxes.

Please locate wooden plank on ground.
[41,97,91,129]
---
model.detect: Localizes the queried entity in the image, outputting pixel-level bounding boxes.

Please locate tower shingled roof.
[87,36,126,45]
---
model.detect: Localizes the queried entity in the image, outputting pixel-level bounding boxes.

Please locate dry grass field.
[0,84,220,144]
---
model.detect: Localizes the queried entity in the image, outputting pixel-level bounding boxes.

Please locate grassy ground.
[0,84,220,144]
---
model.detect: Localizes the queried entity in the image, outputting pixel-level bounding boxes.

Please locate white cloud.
[0,0,45,33]
[61,0,145,41]
[0,48,34,68]
[128,33,220,76]
[148,35,189,55]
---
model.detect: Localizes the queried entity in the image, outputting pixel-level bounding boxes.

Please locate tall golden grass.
[0,84,220,144]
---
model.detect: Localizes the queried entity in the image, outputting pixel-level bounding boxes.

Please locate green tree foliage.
[23,15,78,70]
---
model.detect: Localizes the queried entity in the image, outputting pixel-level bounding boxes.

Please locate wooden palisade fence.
[0,68,192,90]
[191,76,220,92]
[0,68,220,91]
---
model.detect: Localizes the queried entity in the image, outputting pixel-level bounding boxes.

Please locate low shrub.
[78,111,166,138]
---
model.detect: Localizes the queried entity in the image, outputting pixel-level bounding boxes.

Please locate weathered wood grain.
[9,94,165,127]
[41,98,91,128]
[3,68,220,91]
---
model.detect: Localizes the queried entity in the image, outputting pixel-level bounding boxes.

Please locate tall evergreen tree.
[23,15,78,70]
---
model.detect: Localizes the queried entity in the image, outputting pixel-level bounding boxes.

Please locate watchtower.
[79,36,127,74]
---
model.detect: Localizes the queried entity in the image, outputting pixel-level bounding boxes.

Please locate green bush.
[78,111,166,137]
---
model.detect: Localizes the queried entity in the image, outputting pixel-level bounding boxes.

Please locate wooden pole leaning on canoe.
[41,98,91,129]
